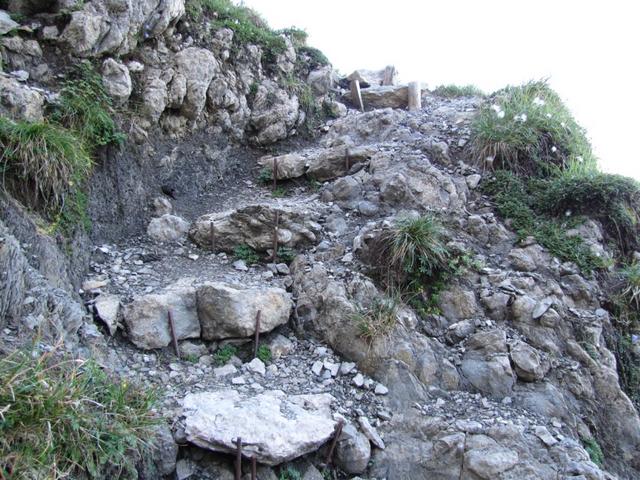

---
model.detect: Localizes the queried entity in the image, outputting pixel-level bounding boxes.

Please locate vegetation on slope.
[471,79,640,409]
[0,347,158,479]
[0,62,123,235]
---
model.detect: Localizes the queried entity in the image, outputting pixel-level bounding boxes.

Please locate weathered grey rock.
[174,47,219,120]
[123,280,200,349]
[0,74,44,121]
[182,390,336,465]
[461,330,515,397]
[347,66,397,87]
[245,357,266,375]
[464,445,518,479]
[508,244,549,272]
[268,334,294,359]
[258,153,306,180]
[152,196,173,216]
[0,227,28,325]
[307,66,335,95]
[510,340,549,382]
[196,282,292,340]
[147,214,190,242]
[60,0,185,56]
[151,423,179,476]
[358,416,385,449]
[359,85,409,109]
[190,203,320,252]
[0,10,18,35]
[335,422,371,474]
[249,80,299,145]
[102,58,132,104]
[438,285,478,321]
[93,293,120,336]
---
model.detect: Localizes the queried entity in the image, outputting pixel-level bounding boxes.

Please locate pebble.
[340,362,356,375]
[374,384,389,395]
[353,373,365,387]
[231,376,246,385]
[245,358,266,376]
[358,416,385,450]
[311,361,323,376]
[233,260,248,271]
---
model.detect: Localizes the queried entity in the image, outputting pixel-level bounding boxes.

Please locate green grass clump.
[433,84,485,98]
[483,170,602,272]
[214,345,238,366]
[256,345,272,364]
[619,262,640,311]
[277,247,296,263]
[582,438,604,466]
[470,80,594,176]
[233,244,260,264]
[353,294,400,343]
[258,167,273,184]
[52,62,125,150]
[0,118,93,213]
[296,46,330,69]
[278,466,302,480]
[186,0,286,64]
[271,186,287,198]
[0,348,158,479]
[539,166,640,254]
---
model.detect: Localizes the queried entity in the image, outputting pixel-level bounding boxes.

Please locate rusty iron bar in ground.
[345,147,350,172]
[167,309,180,359]
[324,419,344,466]
[253,310,262,359]
[272,211,279,262]
[210,221,214,251]
[251,456,257,480]
[273,157,278,191]
[234,437,242,480]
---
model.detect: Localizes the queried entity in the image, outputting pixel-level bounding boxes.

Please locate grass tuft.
[233,244,260,264]
[353,294,400,343]
[433,84,484,98]
[213,345,237,366]
[256,345,272,364]
[0,347,158,479]
[470,80,594,176]
[582,438,604,466]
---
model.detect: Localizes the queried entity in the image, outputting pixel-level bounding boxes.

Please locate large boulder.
[460,329,515,397]
[347,66,398,87]
[122,280,200,349]
[181,390,337,465]
[335,422,371,475]
[93,293,120,336]
[174,47,219,120]
[509,340,550,382]
[190,203,321,252]
[196,282,292,340]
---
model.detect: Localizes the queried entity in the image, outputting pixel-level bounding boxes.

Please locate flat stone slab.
[182,390,337,465]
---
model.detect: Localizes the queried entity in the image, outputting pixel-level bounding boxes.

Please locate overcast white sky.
[244,0,639,179]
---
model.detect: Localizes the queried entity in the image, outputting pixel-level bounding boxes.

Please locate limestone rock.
[464,446,518,479]
[123,280,200,349]
[438,285,478,321]
[147,214,190,242]
[461,330,515,397]
[347,67,398,87]
[196,282,292,340]
[0,10,18,35]
[93,293,120,336]
[307,66,335,95]
[150,423,179,476]
[174,47,219,120]
[335,422,371,474]
[181,390,336,465]
[358,85,409,109]
[190,203,321,252]
[510,340,550,382]
[0,74,44,121]
[249,80,299,145]
[152,196,173,217]
[102,58,132,104]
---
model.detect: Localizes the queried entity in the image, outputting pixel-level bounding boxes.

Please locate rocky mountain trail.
[1,1,640,478]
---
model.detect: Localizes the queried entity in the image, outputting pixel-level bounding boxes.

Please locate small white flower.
[533,96,545,106]
[514,113,527,122]
[491,104,501,113]
[497,110,505,119]
[561,122,566,128]
[546,113,552,118]
[576,156,584,163]
[551,146,557,153]
[565,210,572,217]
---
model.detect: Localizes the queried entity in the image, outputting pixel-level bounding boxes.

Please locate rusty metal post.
[167,309,180,359]
[251,456,257,480]
[272,157,278,191]
[253,310,262,359]
[235,437,242,480]
[210,221,215,251]
[344,147,350,172]
[324,420,344,466]
[272,211,279,262]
